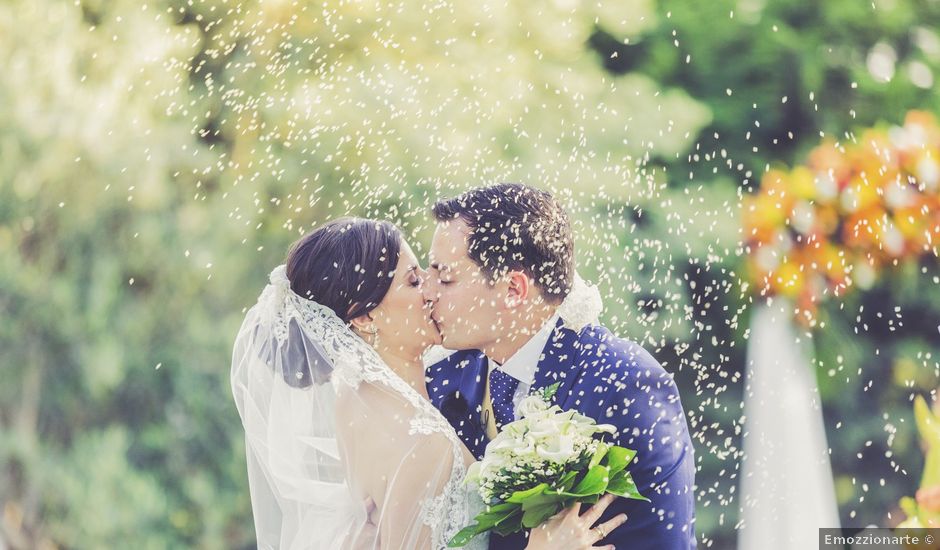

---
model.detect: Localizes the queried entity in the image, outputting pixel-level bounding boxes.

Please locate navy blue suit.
[426,319,696,550]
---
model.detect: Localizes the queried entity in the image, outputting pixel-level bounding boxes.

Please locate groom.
[423,183,696,549]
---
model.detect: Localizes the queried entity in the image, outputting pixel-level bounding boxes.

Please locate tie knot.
[489,367,516,387]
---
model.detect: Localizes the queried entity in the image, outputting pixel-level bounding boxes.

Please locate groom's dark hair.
[432,183,573,304]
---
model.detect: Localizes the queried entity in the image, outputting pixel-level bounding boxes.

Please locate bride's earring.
[367,323,379,347]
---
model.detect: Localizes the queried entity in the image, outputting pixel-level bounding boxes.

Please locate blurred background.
[2,0,940,548]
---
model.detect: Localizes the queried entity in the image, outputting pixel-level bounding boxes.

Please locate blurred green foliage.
[1,0,939,548]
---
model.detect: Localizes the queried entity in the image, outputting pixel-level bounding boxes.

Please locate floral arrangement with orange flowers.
[744,111,940,323]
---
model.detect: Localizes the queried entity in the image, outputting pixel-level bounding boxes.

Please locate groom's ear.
[504,271,530,308]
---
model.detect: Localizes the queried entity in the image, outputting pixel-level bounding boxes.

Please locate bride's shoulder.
[333,381,469,482]
[334,381,395,423]
[334,380,435,434]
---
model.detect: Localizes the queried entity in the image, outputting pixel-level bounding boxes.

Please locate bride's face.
[366,240,442,353]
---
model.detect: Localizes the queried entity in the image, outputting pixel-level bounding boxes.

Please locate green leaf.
[589,441,609,469]
[447,503,522,546]
[607,471,650,502]
[506,483,549,504]
[566,465,610,496]
[914,396,940,448]
[912,396,940,487]
[522,501,563,529]
[604,445,637,478]
[540,382,562,401]
[555,470,580,492]
[578,494,601,505]
[492,511,525,536]
[476,503,519,528]
[448,524,486,547]
[923,447,940,488]
[521,491,568,511]
[900,496,919,519]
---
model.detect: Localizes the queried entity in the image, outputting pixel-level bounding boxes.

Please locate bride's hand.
[524,494,627,550]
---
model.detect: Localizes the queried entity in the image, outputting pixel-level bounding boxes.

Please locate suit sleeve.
[585,341,697,550]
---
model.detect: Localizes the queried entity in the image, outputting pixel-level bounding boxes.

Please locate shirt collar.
[490,312,560,385]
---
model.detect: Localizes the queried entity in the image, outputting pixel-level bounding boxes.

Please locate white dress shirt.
[488,312,560,419]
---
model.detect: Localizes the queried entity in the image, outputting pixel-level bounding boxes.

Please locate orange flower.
[772,256,805,298]
[904,110,940,144]
[840,175,883,214]
[808,141,850,184]
[745,110,940,312]
[743,188,790,238]
[812,241,850,288]
[789,166,817,201]
[815,203,840,236]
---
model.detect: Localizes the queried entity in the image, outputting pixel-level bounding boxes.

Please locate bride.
[231,217,626,549]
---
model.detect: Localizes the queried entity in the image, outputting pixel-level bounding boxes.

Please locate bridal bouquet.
[448,384,647,547]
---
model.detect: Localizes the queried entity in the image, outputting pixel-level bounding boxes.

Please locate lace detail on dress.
[409,411,440,435]
[264,264,472,549]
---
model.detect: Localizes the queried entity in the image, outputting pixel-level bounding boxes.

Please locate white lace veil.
[231,265,475,550]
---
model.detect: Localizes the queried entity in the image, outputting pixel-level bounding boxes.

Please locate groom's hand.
[525,494,627,550]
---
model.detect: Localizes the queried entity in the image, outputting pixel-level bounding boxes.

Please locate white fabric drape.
[738,298,841,549]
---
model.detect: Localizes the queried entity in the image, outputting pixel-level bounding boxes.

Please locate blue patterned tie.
[489,367,519,430]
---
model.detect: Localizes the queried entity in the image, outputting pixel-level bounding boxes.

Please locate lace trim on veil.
[265,265,471,548]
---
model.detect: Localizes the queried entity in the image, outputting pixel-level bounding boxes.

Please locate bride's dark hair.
[286,217,402,323]
[275,218,402,388]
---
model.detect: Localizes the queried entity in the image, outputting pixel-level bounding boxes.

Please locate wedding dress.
[231,263,601,549]
[230,265,485,550]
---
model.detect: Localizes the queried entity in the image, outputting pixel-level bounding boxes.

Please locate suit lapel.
[530,318,585,408]
[457,350,488,416]
[432,350,489,459]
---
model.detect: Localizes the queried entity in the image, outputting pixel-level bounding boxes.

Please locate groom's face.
[425,219,505,350]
